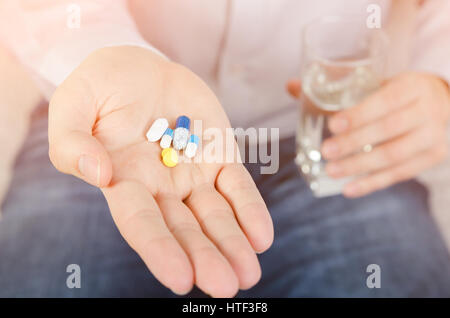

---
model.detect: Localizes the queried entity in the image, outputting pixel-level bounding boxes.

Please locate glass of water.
[296,16,388,197]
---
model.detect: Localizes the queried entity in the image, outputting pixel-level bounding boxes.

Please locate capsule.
[146,118,169,142]
[184,134,199,158]
[173,115,190,150]
[160,128,173,149]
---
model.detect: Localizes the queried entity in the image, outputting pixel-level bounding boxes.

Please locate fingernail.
[170,287,190,296]
[344,183,361,197]
[329,116,349,133]
[322,141,339,158]
[78,155,100,186]
[326,163,342,177]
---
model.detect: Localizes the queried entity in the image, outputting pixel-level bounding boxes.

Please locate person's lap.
[1,106,450,297]
[242,140,450,297]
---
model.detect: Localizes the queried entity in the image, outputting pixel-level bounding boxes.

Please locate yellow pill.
[161,147,171,158]
[162,148,178,167]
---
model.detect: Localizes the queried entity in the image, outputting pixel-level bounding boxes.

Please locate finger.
[322,103,424,160]
[328,75,420,134]
[185,183,262,290]
[286,79,302,98]
[102,180,194,295]
[343,144,448,197]
[216,164,273,253]
[326,125,445,178]
[48,83,112,187]
[156,193,239,298]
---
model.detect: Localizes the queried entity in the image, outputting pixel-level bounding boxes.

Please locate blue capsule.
[185,134,199,158]
[173,115,191,150]
[160,128,174,149]
[189,134,199,144]
[175,116,190,130]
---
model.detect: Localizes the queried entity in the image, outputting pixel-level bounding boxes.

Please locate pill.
[184,134,199,158]
[173,115,190,150]
[146,118,169,142]
[160,128,173,149]
[162,148,178,167]
[161,147,171,158]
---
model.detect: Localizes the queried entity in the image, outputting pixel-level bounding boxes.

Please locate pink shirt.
[1,0,449,137]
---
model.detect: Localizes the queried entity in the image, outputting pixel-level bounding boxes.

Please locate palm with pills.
[48,46,273,297]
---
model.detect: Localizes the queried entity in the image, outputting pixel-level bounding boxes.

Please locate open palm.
[48,46,273,297]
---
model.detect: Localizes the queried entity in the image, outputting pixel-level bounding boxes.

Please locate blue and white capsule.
[173,115,190,150]
[184,134,199,158]
[160,128,173,149]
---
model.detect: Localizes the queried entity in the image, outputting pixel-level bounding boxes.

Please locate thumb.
[49,130,112,188]
[48,85,112,188]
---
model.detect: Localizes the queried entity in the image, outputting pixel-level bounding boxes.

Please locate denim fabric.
[1,106,450,297]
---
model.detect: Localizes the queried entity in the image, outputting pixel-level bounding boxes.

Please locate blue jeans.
[1,105,450,297]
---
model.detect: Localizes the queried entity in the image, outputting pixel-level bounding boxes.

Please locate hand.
[48,46,273,297]
[287,72,450,197]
